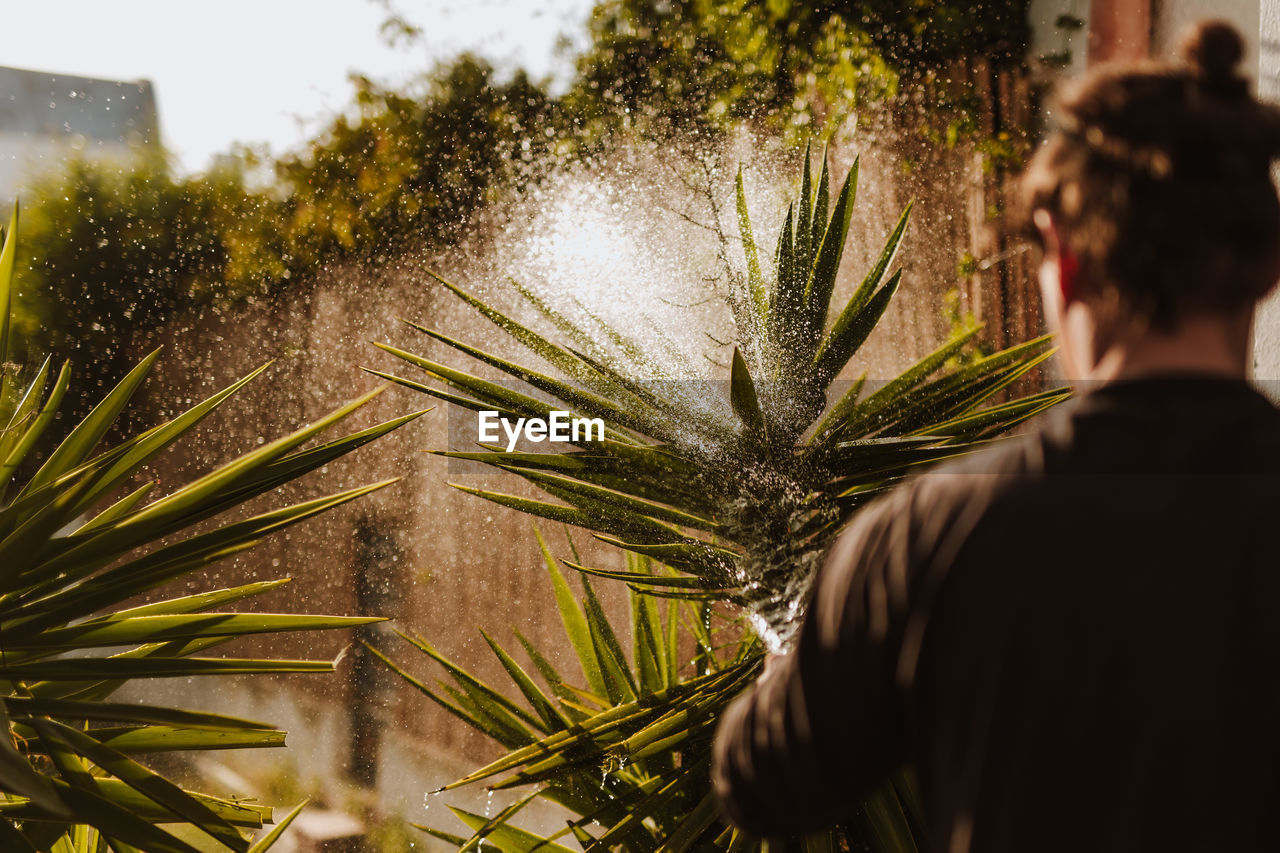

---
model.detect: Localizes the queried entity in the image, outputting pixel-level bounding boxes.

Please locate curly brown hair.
[1018,20,1280,330]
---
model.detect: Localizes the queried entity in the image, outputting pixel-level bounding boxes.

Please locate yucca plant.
[0,209,425,852]
[372,151,1068,850]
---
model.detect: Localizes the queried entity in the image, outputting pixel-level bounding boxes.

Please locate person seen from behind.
[712,19,1280,853]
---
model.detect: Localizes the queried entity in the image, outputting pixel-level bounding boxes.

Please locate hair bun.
[1180,20,1244,85]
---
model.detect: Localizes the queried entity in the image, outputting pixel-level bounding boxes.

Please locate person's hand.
[758,651,792,687]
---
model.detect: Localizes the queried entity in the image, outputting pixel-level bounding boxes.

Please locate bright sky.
[1,0,595,174]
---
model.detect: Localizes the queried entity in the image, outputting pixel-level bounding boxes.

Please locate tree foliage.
[12,154,252,376]
[269,58,561,271]
[14,1,1037,376]
[13,57,558,366]
[569,0,1032,138]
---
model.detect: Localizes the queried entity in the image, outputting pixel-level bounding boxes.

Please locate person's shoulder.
[905,431,1044,520]
[826,433,1042,579]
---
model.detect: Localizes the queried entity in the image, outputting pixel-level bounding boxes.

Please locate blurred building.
[0,65,159,207]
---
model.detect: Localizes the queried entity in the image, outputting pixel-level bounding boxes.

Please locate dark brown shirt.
[713,376,1280,851]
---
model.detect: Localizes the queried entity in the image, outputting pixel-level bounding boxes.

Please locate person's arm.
[711,488,920,837]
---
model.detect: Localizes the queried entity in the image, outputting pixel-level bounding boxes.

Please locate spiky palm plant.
[0,210,424,852]
[372,152,1067,851]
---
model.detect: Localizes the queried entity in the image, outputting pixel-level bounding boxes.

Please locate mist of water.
[130,113,982,825]
[419,126,964,652]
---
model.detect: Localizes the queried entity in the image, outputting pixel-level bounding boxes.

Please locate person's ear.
[1058,244,1079,305]
[1033,209,1079,305]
